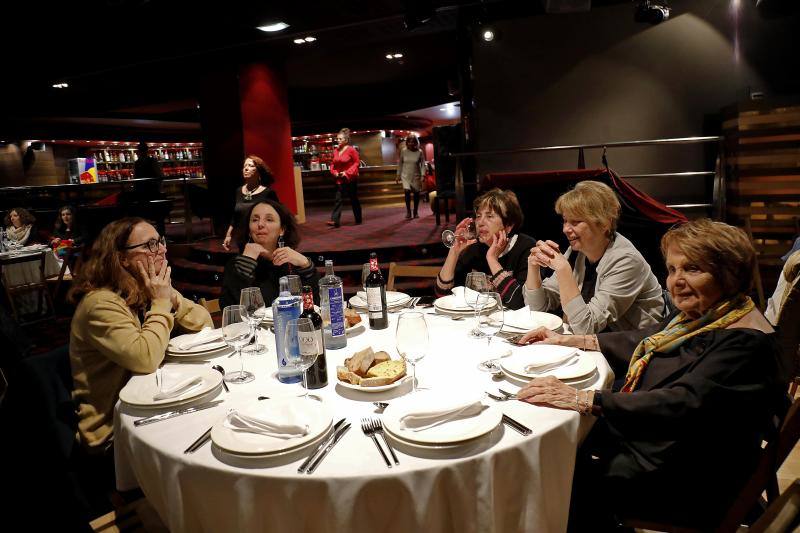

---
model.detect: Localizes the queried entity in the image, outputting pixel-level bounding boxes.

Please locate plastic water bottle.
[272,276,302,383]
[319,260,347,350]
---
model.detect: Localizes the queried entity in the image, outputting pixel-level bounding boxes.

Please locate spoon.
[212,365,230,392]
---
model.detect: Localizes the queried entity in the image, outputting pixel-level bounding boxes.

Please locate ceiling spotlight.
[386,54,394,59]
[634,1,671,24]
[304,36,316,42]
[52,82,69,89]
[257,22,290,32]
[293,38,306,44]
[393,53,403,58]
[482,29,495,42]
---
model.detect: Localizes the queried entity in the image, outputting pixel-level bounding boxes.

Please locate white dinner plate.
[349,291,411,309]
[211,398,333,455]
[501,351,597,381]
[433,295,498,313]
[165,344,232,360]
[502,309,563,332]
[336,374,412,393]
[119,366,223,408]
[382,392,502,445]
[167,331,227,354]
[217,426,332,459]
[501,367,600,390]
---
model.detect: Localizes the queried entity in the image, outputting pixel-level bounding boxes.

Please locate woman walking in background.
[327,128,362,228]
[396,134,426,219]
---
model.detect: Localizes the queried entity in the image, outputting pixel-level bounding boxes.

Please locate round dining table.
[114,310,613,533]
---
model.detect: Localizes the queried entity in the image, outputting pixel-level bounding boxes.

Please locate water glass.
[221,305,254,383]
[284,318,318,398]
[240,287,267,353]
[396,312,428,393]
[464,272,489,338]
[285,275,302,296]
[475,292,506,372]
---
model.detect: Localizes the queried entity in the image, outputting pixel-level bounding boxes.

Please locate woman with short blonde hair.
[525,180,663,333]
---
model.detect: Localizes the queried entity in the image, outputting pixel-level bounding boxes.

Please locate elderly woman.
[69,217,212,453]
[223,155,279,251]
[4,207,36,245]
[518,219,790,529]
[221,199,319,308]
[436,188,534,309]
[524,180,663,334]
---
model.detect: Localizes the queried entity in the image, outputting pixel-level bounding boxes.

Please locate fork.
[498,388,519,400]
[369,418,399,465]
[361,418,391,468]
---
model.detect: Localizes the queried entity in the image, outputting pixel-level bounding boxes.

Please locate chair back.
[199,297,221,314]
[776,274,800,388]
[0,250,56,323]
[748,478,800,533]
[386,262,440,292]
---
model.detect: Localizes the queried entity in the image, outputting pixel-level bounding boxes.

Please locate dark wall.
[471,0,800,205]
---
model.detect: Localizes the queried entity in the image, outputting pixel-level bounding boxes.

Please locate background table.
[115,312,613,533]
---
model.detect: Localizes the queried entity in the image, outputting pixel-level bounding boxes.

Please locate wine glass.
[475,292,506,372]
[285,274,302,296]
[240,287,267,354]
[221,305,254,384]
[464,272,489,338]
[284,318,319,399]
[396,312,428,393]
[441,221,477,248]
[361,263,371,293]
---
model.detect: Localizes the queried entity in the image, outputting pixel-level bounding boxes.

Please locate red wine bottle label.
[366,287,383,312]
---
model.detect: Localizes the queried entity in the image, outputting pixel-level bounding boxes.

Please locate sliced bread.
[346,347,376,376]
[336,366,362,385]
[365,359,406,384]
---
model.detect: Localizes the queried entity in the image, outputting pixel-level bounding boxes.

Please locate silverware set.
[299,418,351,474]
[389,297,421,313]
[361,417,399,467]
[134,400,224,427]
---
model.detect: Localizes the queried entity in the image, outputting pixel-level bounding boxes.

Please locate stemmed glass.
[284,318,319,399]
[240,287,267,353]
[361,263,371,293]
[221,305,254,383]
[475,292,506,372]
[464,272,489,338]
[441,221,477,248]
[396,312,428,393]
[285,275,302,296]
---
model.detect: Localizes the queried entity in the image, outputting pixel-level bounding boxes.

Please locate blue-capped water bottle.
[272,276,302,383]
[319,259,347,350]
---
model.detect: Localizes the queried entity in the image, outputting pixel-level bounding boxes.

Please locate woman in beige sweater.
[69,217,212,452]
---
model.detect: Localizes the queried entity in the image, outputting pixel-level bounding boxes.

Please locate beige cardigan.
[70,288,212,449]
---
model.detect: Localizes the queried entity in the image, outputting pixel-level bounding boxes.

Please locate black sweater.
[220,254,319,310]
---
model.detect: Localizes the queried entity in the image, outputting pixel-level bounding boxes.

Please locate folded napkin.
[520,345,578,371]
[400,393,486,432]
[170,327,223,351]
[504,308,534,330]
[524,353,579,375]
[355,291,408,305]
[223,409,309,439]
[152,376,204,401]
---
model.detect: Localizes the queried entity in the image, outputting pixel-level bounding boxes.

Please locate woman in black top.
[221,200,319,309]
[435,188,534,309]
[50,205,88,248]
[222,155,279,251]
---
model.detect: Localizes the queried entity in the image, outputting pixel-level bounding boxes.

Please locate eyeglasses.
[123,235,166,253]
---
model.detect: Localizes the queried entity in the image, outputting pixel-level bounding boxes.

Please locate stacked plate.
[348,291,412,311]
[119,366,223,408]
[381,391,502,450]
[211,399,333,458]
[166,330,231,360]
[432,294,498,317]
[499,345,598,389]
[502,309,563,333]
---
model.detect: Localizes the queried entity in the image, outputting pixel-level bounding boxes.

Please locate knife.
[298,418,346,473]
[502,414,532,436]
[134,400,224,427]
[307,423,351,474]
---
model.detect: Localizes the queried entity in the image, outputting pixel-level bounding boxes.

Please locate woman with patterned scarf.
[517,219,792,530]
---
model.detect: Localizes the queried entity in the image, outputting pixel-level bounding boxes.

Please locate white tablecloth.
[0,246,62,314]
[115,312,613,533]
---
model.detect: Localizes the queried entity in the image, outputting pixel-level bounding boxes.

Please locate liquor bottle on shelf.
[319,260,347,350]
[272,277,303,384]
[300,285,327,388]
[365,252,388,330]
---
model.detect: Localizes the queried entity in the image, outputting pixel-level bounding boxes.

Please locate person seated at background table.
[223,155,279,251]
[435,188,534,309]
[221,199,319,309]
[524,180,663,334]
[765,249,800,325]
[50,205,88,250]
[4,207,36,245]
[69,217,212,455]
[517,219,790,530]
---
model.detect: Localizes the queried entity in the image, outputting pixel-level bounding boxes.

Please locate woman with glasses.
[69,217,212,455]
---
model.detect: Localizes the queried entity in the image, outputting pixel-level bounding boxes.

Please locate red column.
[238,63,297,214]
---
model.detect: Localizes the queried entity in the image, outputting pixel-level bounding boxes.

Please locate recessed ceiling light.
[304,36,316,42]
[293,38,305,44]
[385,54,394,59]
[52,82,69,89]
[482,29,495,42]
[257,22,290,32]
[393,53,403,58]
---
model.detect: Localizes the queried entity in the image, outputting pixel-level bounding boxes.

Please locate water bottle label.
[366,287,383,312]
[328,287,345,336]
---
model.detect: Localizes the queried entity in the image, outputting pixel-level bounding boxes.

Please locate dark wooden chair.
[747,478,800,532]
[386,262,440,292]
[0,250,56,324]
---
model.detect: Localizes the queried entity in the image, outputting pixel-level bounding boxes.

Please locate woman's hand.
[222,234,232,251]
[136,256,173,302]
[51,237,61,247]
[486,231,508,263]
[517,376,579,411]
[518,326,571,346]
[531,240,569,272]
[242,243,272,261]
[450,217,477,255]
[272,246,309,268]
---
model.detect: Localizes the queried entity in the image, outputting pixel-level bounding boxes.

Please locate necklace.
[244,183,259,201]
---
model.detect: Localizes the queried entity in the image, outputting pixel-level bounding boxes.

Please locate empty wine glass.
[284,318,319,399]
[361,263,371,293]
[441,221,477,248]
[475,292,506,372]
[285,274,302,296]
[240,287,267,354]
[221,305,254,383]
[464,271,489,338]
[396,312,428,393]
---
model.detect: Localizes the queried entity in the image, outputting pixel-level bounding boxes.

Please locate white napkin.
[223,409,309,439]
[525,354,580,375]
[399,393,486,432]
[521,345,579,370]
[170,327,223,351]
[152,376,204,401]
[504,308,534,330]
[355,291,408,305]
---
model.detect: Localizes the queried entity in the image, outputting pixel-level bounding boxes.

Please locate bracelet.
[437,273,455,285]
[489,269,505,282]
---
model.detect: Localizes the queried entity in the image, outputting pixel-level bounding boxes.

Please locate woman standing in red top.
[327,128,363,228]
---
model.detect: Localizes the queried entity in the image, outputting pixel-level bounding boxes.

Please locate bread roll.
[347,347,375,376]
[336,366,362,385]
[372,351,391,364]
[365,360,406,384]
